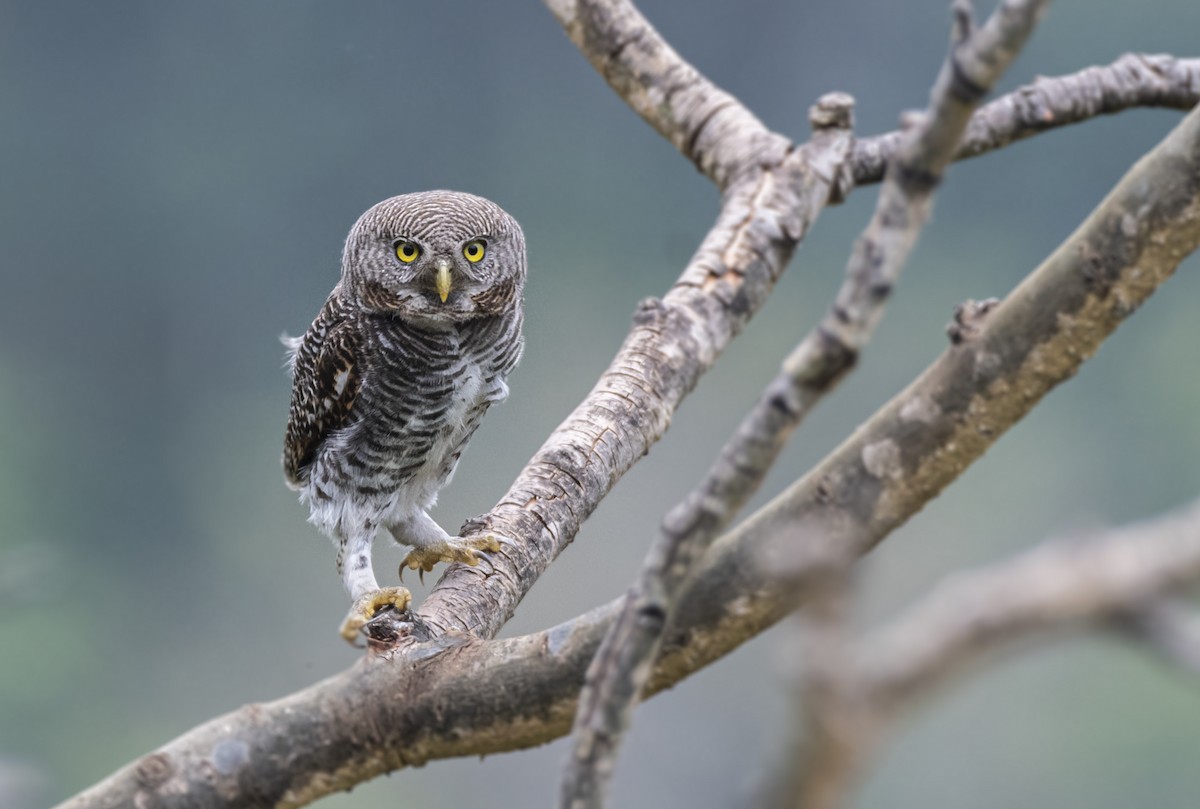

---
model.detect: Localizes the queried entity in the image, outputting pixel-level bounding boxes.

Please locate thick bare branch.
[410,49,849,643]
[60,494,1200,809]
[405,44,1200,647]
[558,93,855,809]
[542,0,787,188]
[861,499,1200,710]
[410,146,845,639]
[60,99,1200,809]
[852,52,1200,185]
[559,2,1050,804]
[651,98,1200,696]
[409,30,1200,654]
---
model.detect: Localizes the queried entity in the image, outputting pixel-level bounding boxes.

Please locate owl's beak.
[434,258,453,303]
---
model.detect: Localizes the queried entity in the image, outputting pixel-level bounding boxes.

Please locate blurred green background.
[2,1,1199,807]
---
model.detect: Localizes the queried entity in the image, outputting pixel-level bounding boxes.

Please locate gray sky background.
[1,1,1198,807]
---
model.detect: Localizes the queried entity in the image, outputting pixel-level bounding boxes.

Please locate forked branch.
[58,93,1200,809]
[773,498,1200,809]
[863,499,1200,710]
[411,0,847,641]
[559,1,1050,805]
[851,51,1200,183]
[49,0,1200,805]
[412,29,1200,648]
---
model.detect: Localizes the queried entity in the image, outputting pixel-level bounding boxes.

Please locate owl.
[283,191,525,643]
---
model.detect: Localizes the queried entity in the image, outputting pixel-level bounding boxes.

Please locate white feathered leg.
[337,527,411,644]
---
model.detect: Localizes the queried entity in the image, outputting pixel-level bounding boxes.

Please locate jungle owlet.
[283,191,525,643]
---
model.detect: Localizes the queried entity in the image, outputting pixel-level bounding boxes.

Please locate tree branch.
[647,97,1200,699]
[409,141,846,640]
[408,1,851,643]
[59,96,1200,809]
[558,2,1050,804]
[401,40,1200,649]
[556,93,856,809]
[740,99,1200,600]
[409,46,1200,645]
[851,52,1200,185]
[765,499,1200,809]
[860,498,1200,711]
[542,0,787,188]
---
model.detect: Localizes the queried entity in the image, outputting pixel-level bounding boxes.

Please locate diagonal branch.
[409,3,848,643]
[542,0,786,188]
[558,1,1050,805]
[410,42,1200,646]
[647,96,1200,699]
[861,498,1200,711]
[58,94,1200,809]
[411,140,847,640]
[771,498,1200,809]
[851,52,1200,184]
[557,94,856,809]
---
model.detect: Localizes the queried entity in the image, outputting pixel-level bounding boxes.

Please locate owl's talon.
[399,534,503,578]
[339,586,412,644]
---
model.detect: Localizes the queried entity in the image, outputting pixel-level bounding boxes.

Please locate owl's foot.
[400,535,503,581]
[339,586,412,644]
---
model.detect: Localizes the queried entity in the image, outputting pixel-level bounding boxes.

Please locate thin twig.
[558,2,1050,805]
[814,0,1052,361]
[851,52,1200,185]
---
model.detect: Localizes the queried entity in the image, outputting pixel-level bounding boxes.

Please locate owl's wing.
[283,297,363,488]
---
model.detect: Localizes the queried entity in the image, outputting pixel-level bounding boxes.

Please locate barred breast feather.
[283,289,523,520]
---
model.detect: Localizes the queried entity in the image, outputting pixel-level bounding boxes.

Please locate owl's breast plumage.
[294,308,520,535]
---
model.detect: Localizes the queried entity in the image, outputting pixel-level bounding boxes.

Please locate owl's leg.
[337,529,411,644]
[388,511,502,580]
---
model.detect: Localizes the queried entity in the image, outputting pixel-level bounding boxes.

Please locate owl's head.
[340,190,526,323]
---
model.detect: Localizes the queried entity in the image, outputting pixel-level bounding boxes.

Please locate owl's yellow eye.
[463,239,487,263]
[395,241,421,264]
